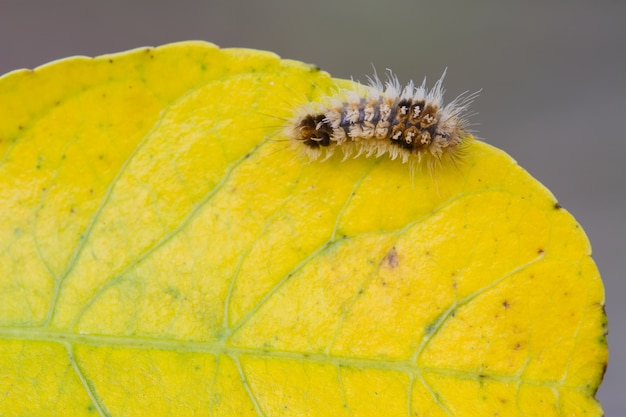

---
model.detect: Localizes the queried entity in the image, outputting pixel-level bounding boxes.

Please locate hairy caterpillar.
[285,70,478,169]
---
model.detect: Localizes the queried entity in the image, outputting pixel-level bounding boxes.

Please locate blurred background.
[1,0,624,413]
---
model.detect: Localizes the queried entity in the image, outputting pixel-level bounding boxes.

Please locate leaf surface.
[0,41,607,416]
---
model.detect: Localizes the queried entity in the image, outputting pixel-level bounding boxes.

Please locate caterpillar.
[285,70,478,168]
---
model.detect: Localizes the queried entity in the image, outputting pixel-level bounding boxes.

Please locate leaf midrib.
[0,325,575,390]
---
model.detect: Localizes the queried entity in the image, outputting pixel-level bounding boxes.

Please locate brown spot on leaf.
[382,247,399,268]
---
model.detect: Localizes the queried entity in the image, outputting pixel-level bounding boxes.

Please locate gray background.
[1,0,624,414]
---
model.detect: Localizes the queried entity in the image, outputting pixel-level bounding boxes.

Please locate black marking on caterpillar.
[285,70,479,169]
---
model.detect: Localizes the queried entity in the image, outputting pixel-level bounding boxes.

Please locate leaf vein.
[68,140,268,330]
[232,354,267,417]
[65,343,111,417]
[411,252,545,363]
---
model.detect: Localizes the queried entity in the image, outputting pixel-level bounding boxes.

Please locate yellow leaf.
[0,41,607,416]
